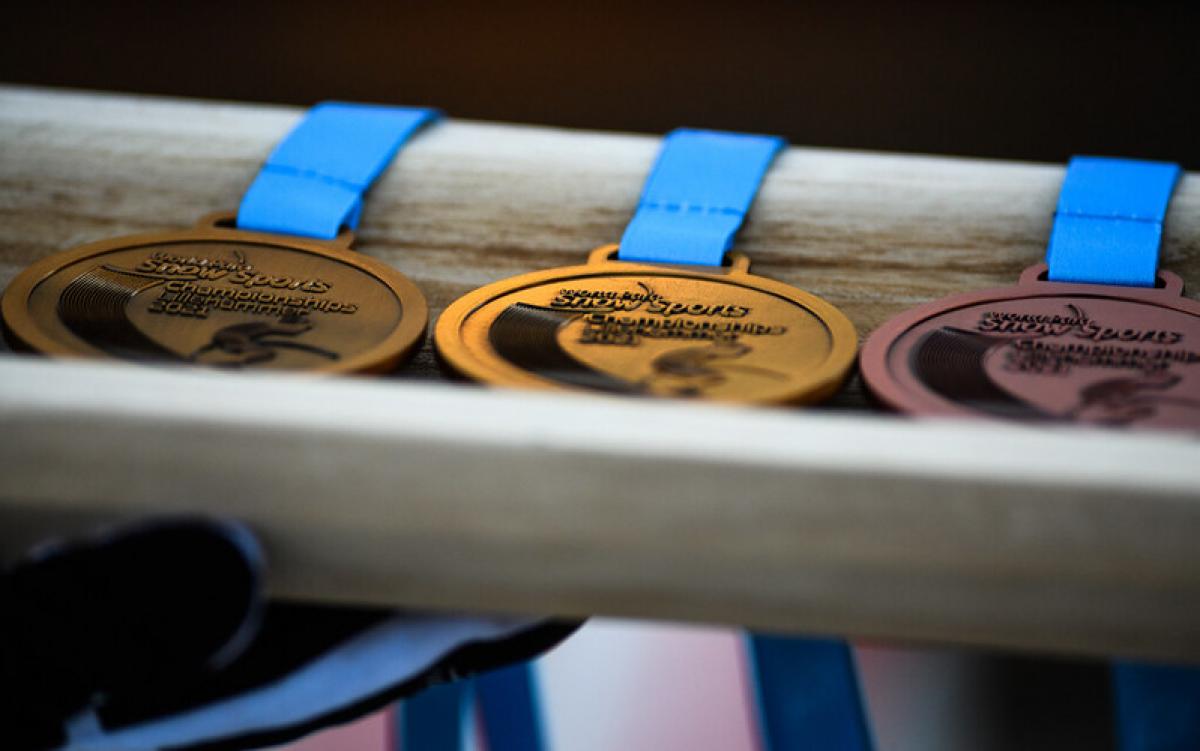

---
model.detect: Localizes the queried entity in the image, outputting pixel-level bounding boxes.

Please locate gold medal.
[2,214,427,374]
[4,102,440,374]
[436,245,856,404]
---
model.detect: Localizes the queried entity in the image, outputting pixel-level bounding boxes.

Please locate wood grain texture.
[2,357,1199,663]
[2,87,1200,662]
[3,85,1197,407]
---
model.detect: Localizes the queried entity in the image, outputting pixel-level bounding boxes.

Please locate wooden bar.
[1,86,1199,663]
[1,357,1199,662]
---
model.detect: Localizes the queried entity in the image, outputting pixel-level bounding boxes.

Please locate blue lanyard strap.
[237,102,440,240]
[618,129,786,266]
[1047,156,1181,287]
[749,635,873,751]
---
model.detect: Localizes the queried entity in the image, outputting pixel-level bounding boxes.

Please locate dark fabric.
[98,602,392,729]
[1,518,262,751]
[1,518,580,751]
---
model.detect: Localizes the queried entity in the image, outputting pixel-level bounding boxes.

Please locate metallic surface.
[436,245,857,405]
[2,214,427,374]
[861,264,1200,429]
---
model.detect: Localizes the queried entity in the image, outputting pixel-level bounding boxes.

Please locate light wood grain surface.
[2,87,1199,662]
[2,85,1197,406]
[2,358,1199,663]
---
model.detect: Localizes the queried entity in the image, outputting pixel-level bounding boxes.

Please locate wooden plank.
[2,85,1197,408]
[2,357,1199,663]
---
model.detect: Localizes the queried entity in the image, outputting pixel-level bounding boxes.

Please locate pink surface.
[277,709,388,751]
[538,619,759,751]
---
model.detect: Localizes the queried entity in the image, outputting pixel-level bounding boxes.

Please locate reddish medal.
[860,264,1200,430]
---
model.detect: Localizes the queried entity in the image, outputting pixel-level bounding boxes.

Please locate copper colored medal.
[2,214,428,374]
[860,264,1200,429]
[436,245,857,405]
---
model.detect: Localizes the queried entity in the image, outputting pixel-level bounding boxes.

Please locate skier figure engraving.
[190,313,338,366]
[1065,371,1200,425]
[640,338,785,396]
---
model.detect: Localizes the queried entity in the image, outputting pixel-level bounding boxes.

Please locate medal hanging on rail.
[861,157,1200,429]
[437,129,857,404]
[2,103,437,374]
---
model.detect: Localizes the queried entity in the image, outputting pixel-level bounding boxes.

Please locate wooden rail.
[2,358,1199,663]
[1,86,1198,662]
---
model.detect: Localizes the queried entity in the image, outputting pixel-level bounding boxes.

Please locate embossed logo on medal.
[436,246,857,404]
[2,214,428,374]
[861,264,1200,429]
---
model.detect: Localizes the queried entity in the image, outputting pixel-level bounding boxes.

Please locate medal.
[861,157,1200,429]
[436,129,857,404]
[2,102,438,373]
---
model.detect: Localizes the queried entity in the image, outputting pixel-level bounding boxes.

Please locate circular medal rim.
[434,246,859,405]
[859,264,1200,416]
[1,220,429,375]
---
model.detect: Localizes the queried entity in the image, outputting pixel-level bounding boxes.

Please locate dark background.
[2,2,1185,746]
[3,0,1199,167]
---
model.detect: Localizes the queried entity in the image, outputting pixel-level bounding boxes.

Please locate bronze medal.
[2,214,427,374]
[860,264,1200,429]
[436,245,857,404]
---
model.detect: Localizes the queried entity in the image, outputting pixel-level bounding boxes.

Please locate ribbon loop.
[1047,156,1181,287]
[238,102,439,240]
[619,128,785,266]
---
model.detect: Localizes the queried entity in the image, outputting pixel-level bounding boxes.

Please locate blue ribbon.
[1047,157,1181,287]
[748,635,873,751]
[619,129,785,266]
[397,681,466,751]
[1114,661,1200,751]
[1050,155,1197,751]
[396,665,546,751]
[476,665,547,751]
[621,127,870,751]
[238,102,440,240]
